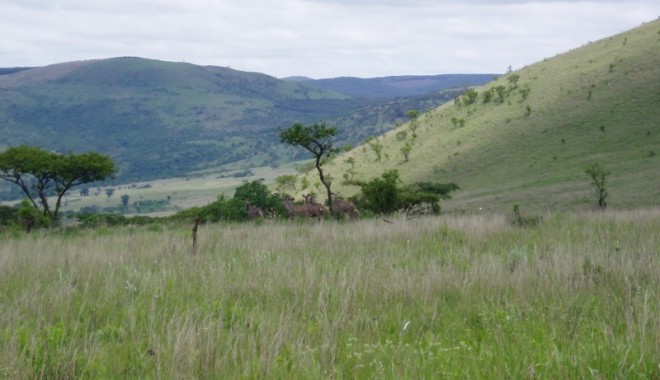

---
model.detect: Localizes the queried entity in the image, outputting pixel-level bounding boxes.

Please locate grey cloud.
[0,0,658,78]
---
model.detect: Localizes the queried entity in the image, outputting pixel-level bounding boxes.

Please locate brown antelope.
[330,194,358,220]
[246,204,264,219]
[282,196,325,220]
[303,194,327,219]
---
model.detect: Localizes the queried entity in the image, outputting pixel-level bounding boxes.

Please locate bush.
[0,205,18,226]
[233,180,286,217]
[462,89,479,105]
[347,170,459,215]
[17,200,51,232]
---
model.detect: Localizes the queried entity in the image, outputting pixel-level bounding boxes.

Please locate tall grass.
[1,209,659,378]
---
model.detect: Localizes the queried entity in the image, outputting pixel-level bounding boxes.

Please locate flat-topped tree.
[0,145,116,222]
[280,122,337,208]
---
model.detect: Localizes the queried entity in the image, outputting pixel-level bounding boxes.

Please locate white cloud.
[0,0,657,78]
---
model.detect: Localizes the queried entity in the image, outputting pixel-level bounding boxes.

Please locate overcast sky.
[1,0,658,78]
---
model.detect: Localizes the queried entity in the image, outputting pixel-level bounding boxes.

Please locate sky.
[1,0,658,79]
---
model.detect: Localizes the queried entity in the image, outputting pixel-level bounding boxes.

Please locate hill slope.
[0,57,357,182]
[0,58,491,192]
[295,20,660,212]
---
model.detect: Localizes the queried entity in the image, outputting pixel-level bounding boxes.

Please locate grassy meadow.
[1,208,659,378]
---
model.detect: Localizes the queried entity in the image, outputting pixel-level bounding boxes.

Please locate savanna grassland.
[1,208,658,378]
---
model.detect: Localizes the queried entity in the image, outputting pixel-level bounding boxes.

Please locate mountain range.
[0,57,495,195]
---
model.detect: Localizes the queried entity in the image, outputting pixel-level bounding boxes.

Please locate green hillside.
[0,58,355,183]
[294,20,660,212]
[0,58,488,196]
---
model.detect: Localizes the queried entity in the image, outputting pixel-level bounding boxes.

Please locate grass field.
[0,164,299,217]
[1,208,658,378]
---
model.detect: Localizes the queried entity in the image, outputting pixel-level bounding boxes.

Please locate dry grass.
[1,208,659,378]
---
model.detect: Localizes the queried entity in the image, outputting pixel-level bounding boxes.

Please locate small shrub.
[509,204,542,227]
[462,89,479,105]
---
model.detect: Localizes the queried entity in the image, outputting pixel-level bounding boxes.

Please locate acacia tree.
[0,145,116,221]
[365,136,383,162]
[585,163,609,209]
[280,122,337,208]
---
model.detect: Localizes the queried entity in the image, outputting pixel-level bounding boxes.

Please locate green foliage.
[233,180,286,217]
[274,175,297,192]
[173,180,287,222]
[347,170,458,215]
[405,109,419,120]
[415,182,460,198]
[0,145,116,221]
[344,157,357,181]
[495,85,507,103]
[482,87,495,103]
[462,89,479,105]
[0,205,18,226]
[518,84,531,100]
[280,121,337,205]
[17,200,51,232]
[198,195,248,222]
[400,142,413,162]
[280,122,337,155]
[350,170,401,214]
[507,73,520,89]
[585,163,610,209]
[120,194,130,207]
[365,136,384,162]
[300,177,310,190]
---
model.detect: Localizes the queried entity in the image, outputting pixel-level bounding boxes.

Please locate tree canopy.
[347,170,459,215]
[0,145,116,221]
[585,163,609,209]
[280,122,337,207]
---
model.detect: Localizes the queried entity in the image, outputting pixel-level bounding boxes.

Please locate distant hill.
[0,67,32,76]
[0,57,491,200]
[288,74,497,98]
[293,20,660,211]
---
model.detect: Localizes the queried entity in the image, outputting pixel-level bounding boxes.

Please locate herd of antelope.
[247,194,358,221]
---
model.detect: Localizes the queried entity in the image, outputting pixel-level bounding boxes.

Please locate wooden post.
[192,216,201,255]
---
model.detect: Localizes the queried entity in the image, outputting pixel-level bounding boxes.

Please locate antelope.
[330,194,358,220]
[282,196,325,220]
[246,203,264,219]
[303,194,327,219]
